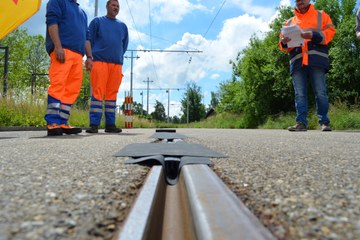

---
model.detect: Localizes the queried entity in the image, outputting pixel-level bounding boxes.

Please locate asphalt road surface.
[0,128,359,239]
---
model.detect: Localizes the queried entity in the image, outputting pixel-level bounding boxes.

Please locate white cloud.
[16,0,286,117]
[227,0,277,20]
[151,0,207,23]
[120,13,270,115]
[125,13,270,88]
[78,0,95,16]
[211,73,220,79]
[119,0,207,29]
[279,0,291,7]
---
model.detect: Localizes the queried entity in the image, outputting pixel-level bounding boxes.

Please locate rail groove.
[117,164,275,240]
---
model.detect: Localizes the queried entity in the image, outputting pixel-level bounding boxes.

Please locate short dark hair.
[106,0,119,7]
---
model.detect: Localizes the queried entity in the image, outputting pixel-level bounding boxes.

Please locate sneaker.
[105,124,122,133]
[47,123,63,136]
[288,122,307,132]
[321,123,332,131]
[60,124,82,134]
[86,124,98,133]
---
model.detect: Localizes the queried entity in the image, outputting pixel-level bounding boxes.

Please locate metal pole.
[95,0,98,17]
[1,46,9,96]
[167,89,170,123]
[146,77,150,114]
[31,74,35,95]
[130,51,133,97]
[141,91,144,114]
[187,95,189,124]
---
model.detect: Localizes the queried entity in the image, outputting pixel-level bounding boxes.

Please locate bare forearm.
[48,24,65,63]
[48,24,62,50]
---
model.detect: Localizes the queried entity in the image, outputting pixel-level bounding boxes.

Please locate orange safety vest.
[279,4,336,74]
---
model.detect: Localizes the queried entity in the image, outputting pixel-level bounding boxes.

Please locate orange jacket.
[279,4,336,74]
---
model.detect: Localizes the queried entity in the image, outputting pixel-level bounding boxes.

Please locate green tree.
[151,100,166,121]
[325,0,360,104]
[171,115,180,124]
[220,5,294,127]
[217,1,360,127]
[0,28,49,96]
[26,35,49,95]
[209,91,219,109]
[132,101,144,115]
[180,82,206,123]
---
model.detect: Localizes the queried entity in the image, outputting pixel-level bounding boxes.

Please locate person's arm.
[356,9,360,39]
[48,24,65,63]
[310,11,336,45]
[85,40,93,71]
[84,15,93,71]
[123,24,129,53]
[278,19,294,53]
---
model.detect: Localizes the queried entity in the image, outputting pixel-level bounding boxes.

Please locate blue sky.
[20,0,359,117]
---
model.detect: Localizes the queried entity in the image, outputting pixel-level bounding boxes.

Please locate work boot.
[60,124,82,134]
[321,123,332,131]
[47,123,63,136]
[86,124,98,133]
[105,124,122,133]
[288,122,307,132]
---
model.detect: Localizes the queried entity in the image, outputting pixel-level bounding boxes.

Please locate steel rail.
[116,165,275,240]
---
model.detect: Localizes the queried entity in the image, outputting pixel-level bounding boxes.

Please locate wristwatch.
[86,55,93,60]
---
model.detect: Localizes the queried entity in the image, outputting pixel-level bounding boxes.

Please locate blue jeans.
[291,66,330,126]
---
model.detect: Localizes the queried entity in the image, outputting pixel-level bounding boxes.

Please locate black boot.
[105,124,122,133]
[60,124,82,134]
[86,124,98,133]
[47,123,63,136]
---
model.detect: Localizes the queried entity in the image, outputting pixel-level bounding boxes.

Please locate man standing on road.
[86,0,129,134]
[279,0,336,131]
[45,0,93,136]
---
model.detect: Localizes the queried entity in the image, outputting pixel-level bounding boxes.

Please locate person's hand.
[54,47,65,63]
[280,36,291,45]
[85,58,93,71]
[357,32,360,39]
[301,30,313,39]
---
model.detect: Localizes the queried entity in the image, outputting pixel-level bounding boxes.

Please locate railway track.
[116,165,275,240]
[115,131,276,240]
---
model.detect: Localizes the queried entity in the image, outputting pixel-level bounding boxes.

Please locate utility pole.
[140,91,144,114]
[143,77,153,114]
[124,49,201,117]
[124,51,139,97]
[0,46,9,96]
[94,0,98,16]
[125,49,201,98]
[166,89,170,122]
[187,95,189,124]
[134,87,185,120]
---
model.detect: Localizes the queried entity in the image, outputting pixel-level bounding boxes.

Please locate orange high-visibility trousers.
[90,62,123,101]
[48,49,83,104]
[89,62,123,125]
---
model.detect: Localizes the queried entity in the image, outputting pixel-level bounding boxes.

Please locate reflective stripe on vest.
[287,10,325,66]
[290,50,328,65]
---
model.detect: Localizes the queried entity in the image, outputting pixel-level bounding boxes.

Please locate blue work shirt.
[45,0,89,55]
[89,16,129,65]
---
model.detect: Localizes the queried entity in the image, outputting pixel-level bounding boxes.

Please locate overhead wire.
[124,0,144,46]
[181,0,227,93]
[203,0,227,38]
[148,0,160,85]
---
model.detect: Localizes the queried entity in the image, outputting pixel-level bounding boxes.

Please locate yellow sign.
[0,0,42,40]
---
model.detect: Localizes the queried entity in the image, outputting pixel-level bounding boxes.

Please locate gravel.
[0,128,359,240]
